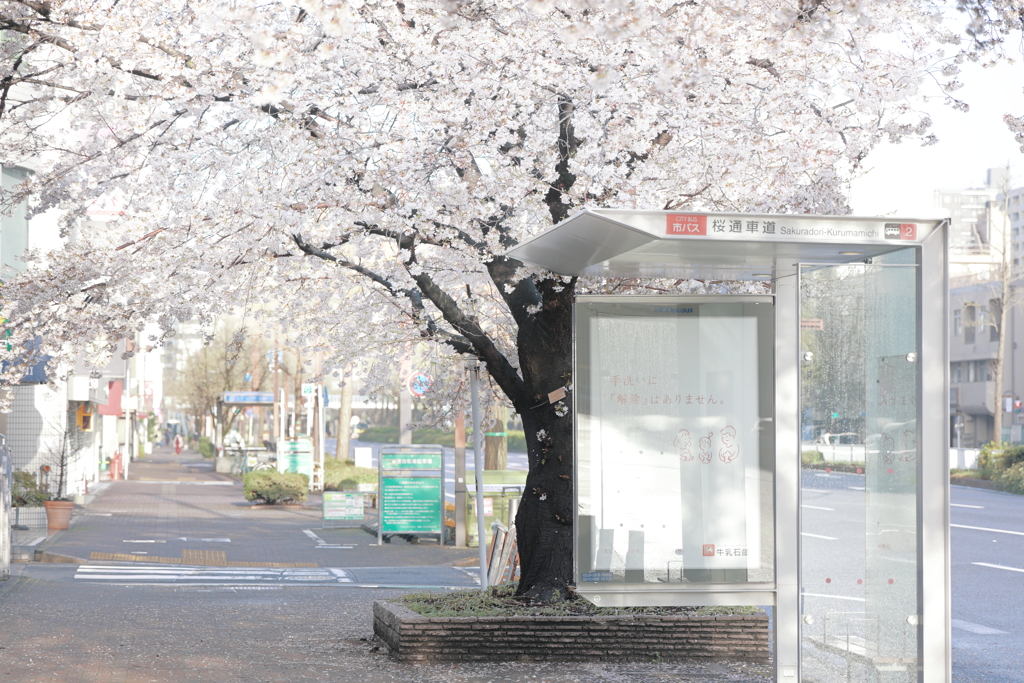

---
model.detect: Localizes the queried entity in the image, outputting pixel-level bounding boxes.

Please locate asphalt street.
[798,470,1023,682]
[0,446,771,683]
[3,448,1021,682]
[948,484,1024,683]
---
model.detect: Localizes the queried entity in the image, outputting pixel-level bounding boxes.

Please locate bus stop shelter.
[507,210,950,683]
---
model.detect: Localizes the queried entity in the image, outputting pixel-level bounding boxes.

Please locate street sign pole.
[469,360,488,589]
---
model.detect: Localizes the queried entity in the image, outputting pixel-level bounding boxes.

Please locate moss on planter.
[398,583,764,618]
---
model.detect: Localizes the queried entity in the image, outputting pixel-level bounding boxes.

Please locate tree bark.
[511,280,576,602]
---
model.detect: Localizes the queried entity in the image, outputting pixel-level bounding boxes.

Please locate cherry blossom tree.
[0,0,1001,599]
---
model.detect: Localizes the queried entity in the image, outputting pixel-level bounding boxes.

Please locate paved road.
[0,566,770,683]
[0,445,770,683]
[33,446,480,589]
[797,470,1023,682]
[949,484,1024,683]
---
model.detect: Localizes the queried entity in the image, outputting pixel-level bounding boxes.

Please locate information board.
[323,492,364,521]
[380,478,443,533]
[381,451,443,470]
[575,297,774,588]
[277,439,314,481]
[377,445,445,542]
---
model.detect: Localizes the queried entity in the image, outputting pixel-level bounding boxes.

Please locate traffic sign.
[406,372,432,398]
[222,391,274,405]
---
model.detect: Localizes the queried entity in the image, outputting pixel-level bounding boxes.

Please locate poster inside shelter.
[577,300,769,585]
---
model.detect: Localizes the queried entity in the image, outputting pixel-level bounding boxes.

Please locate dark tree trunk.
[511,279,576,601]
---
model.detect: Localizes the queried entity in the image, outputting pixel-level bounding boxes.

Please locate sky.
[849,44,1024,217]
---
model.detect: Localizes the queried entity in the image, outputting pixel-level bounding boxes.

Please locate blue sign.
[222,391,275,405]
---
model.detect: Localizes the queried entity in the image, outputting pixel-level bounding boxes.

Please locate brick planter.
[373,600,770,663]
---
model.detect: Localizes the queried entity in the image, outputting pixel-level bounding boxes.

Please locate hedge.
[243,470,309,504]
[358,427,527,452]
[324,458,377,491]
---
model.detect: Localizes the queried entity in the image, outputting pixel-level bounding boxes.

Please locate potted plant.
[11,470,47,529]
[42,425,75,530]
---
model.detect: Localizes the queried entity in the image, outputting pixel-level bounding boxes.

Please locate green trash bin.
[466,470,527,547]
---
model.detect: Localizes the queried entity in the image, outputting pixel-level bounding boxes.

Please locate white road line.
[801,505,835,511]
[83,513,113,516]
[951,619,1008,635]
[847,486,866,491]
[952,524,1024,537]
[74,564,353,583]
[302,529,323,542]
[122,540,166,543]
[175,537,231,542]
[129,481,237,486]
[801,532,837,540]
[802,593,865,602]
[973,562,1024,574]
[950,503,984,509]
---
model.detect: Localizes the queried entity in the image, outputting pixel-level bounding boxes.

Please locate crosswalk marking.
[74,564,352,584]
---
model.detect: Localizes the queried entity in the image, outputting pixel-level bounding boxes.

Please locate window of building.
[954,309,962,336]
[952,362,962,383]
[964,305,976,344]
[985,360,995,382]
[967,360,976,382]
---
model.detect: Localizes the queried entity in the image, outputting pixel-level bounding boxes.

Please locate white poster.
[586,304,762,581]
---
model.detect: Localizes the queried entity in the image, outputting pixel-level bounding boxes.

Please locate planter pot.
[43,500,75,530]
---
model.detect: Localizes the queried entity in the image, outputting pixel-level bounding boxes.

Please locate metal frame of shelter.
[506,209,950,683]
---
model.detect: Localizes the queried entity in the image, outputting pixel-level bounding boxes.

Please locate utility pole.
[399,349,412,445]
[454,411,467,547]
[469,360,487,589]
[272,332,280,444]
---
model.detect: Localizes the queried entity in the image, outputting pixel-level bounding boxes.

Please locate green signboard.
[277,439,314,481]
[380,451,443,470]
[377,445,445,541]
[380,477,443,533]
[323,492,364,521]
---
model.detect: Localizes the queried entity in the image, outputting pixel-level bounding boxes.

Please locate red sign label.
[667,214,707,236]
[702,544,715,557]
[885,222,917,241]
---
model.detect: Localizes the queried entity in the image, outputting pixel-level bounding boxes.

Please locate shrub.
[12,470,47,507]
[997,461,1024,494]
[801,450,824,466]
[398,583,764,618]
[977,442,1024,480]
[243,471,309,504]
[324,459,377,491]
[197,435,216,459]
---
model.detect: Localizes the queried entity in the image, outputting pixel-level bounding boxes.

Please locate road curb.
[36,551,87,564]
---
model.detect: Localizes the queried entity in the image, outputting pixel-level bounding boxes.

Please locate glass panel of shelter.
[798,247,921,682]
